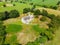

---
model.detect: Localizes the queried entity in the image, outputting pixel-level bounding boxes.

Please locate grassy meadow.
[0,0,60,45]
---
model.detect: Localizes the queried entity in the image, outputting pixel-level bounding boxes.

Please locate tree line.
[0,10,20,45]
[0,10,19,21]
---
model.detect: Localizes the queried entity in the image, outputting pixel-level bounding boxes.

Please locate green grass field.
[29,0,60,6]
[32,24,46,33]
[5,34,17,45]
[0,2,32,14]
[6,24,22,33]
[0,0,60,13]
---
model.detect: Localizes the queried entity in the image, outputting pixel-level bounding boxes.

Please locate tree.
[9,10,19,18]
[0,21,6,45]
[47,14,55,19]
[23,8,31,14]
[4,11,9,19]
[36,36,47,43]
[42,9,48,16]
[42,5,48,8]
[50,6,57,10]
[40,16,47,21]
[3,4,6,7]
[29,3,33,5]
[0,11,9,20]
[57,1,60,5]
[34,9,41,16]
[48,15,60,29]
[45,30,54,40]
[0,12,6,20]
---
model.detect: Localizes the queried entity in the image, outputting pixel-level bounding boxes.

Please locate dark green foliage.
[0,11,9,20]
[42,5,48,8]
[20,1,23,3]
[42,0,45,2]
[9,10,19,18]
[0,10,20,21]
[36,36,47,43]
[11,0,13,3]
[42,9,48,16]
[34,9,41,15]
[3,4,6,7]
[40,30,54,40]
[0,21,6,45]
[47,14,55,19]
[50,6,57,10]
[29,3,33,5]
[0,12,6,20]
[48,14,60,29]
[23,8,31,13]
[32,25,54,43]
[13,4,16,6]
[45,30,54,40]
[4,11,9,19]
[57,1,60,5]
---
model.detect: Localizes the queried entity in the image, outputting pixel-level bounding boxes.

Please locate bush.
[36,36,47,43]
[50,6,57,10]
[3,4,6,7]
[42,9,48,16]
[57,1,60,5]
[13,4,16,6]
[0,11,9,20]
[40,16,47,21]
[20,1,23,3]
[34,9,41,16]
[48,15,60,29]
[23,8,31,14]
[42,0,45,2]
[0,12,6,20]
[9,10,19,18]
[47,14,55,19]
[4,11,9,19]
[0,21,6,44]
[42,5,48,8]
[11,0,13,3]
[29,3,33,5]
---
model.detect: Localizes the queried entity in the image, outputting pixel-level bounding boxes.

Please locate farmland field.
[0,0,60,45]
[0,2,32,13]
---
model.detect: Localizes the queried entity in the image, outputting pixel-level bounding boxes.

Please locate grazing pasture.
[0,0,60,45]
